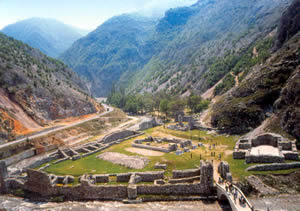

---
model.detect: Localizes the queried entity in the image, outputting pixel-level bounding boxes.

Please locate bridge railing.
[232,184,253,209]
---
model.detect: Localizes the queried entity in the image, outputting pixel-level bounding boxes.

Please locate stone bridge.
[216,182,253,211]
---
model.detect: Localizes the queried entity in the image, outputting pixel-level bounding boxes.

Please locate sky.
[0,0,197,30]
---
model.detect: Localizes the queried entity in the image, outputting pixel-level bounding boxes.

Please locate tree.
[159,99,169,117]
[188,93,210,113]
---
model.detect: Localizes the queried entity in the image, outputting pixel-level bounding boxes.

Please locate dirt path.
[0,104,114,150]
[230,72,239,87]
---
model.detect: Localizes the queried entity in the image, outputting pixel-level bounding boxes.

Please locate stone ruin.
[233,133,299,163]
[16,130,145,172]
[217,161,232,183]
[132,136,194,153]
[0,160,215,201]
[138,117,160,131]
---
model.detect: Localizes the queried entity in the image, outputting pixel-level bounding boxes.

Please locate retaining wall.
[2,149,35,166]
[137,183,211,196]
[246,162,300,171]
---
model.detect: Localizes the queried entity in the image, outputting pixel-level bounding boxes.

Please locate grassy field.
[43,125,300,181]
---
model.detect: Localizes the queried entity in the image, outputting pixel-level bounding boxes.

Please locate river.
[0,195,230,211]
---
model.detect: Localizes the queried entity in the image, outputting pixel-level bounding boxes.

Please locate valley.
[0,0,299,210]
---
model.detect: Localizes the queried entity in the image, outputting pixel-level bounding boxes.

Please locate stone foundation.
[233,133,299,163]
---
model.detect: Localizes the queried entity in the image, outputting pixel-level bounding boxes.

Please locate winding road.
[0,104,114,150]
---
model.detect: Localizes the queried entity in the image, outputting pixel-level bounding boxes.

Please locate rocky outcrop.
[275,0,300,49]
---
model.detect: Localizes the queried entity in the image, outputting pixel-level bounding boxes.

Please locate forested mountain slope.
[61,0,292,97]
[61,15,158,96]
[0,33,102,139]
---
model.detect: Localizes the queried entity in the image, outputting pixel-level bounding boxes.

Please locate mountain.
[2,18,84,58]
[210,0,300,145]
[60,0,292,97]
[0,33,103,140]
[61,14,158,96]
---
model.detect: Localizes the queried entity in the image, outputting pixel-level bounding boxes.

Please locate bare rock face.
[275,0,300,49]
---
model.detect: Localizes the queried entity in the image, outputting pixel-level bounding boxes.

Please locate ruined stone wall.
[54,183,128,200]
[138,118,158,131]
[116,171,164,182]
[251,133,281,147]
[172,169,200,179]
[217,161,230,179]
[101,130,137,144]
[246,162,300,171]
[168,176,200,184]
[200,161,214,190]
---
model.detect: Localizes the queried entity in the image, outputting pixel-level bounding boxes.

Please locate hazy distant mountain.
[2,18,85,58]
[61,14,158,96]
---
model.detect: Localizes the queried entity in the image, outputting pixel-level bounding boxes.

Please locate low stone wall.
[172,169,200,179]
[168,176,200,184]
[246,162,300,171]
[136,171,164,182]
[2,149,36,166]
[233,150,246,159]
[116,171,164,183]
[92,174,109,183]
[116,173,131,182]
[131,143,169,153]
[283,152,299,160]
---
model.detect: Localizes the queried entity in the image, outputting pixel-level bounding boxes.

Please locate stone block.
[154,162,167,170]
[154,179,165,185]
[128,185,137,200]
[72,155,81,161]
[93,174,109,183]
[175,150,183,155]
